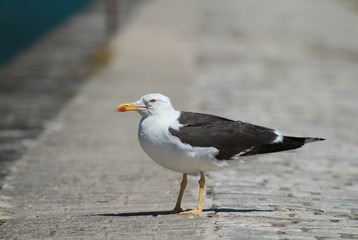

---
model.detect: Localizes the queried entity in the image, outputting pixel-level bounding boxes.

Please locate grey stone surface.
[197,0,358,239]
[1,0,358,239]
[0,0,106,186]
[0,0,141,187]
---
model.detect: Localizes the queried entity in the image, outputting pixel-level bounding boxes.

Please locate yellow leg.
[180,171,205,214]
[171,173,187,213]
[155,173,187,215]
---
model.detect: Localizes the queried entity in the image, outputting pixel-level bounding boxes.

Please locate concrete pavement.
[0,0,141,187]
[198,0,358,238]
[1,0,358,239]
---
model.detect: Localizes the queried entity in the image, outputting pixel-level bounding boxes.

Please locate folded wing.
[169,112,324,160]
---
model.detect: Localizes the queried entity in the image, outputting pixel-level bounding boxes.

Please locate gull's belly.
[138,131,225,174]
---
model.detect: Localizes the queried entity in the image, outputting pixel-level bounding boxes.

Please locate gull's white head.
[117,93,175,117]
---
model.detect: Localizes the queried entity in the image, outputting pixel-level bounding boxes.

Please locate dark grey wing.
[169,111,311,160]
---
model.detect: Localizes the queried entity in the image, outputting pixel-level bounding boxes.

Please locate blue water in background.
[0,0,94,66]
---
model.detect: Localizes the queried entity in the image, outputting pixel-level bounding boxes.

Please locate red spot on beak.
[118,107,127,112]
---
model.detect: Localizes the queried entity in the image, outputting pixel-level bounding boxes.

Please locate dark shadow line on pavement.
[93,208,272,217]
[204,208,272,213]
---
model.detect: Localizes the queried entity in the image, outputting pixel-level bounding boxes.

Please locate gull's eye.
[149,99,156,104]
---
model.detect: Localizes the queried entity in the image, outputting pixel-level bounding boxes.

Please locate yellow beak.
[117,102,145,112]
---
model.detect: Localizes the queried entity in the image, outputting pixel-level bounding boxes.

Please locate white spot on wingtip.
[273,130,283,143]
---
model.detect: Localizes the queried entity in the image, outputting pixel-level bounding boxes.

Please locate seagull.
[117,93,324,214]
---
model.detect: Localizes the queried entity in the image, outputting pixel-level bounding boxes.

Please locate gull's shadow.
[95,208,272,217]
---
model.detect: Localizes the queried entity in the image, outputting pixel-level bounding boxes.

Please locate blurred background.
[0,0,142,186]
[0,0,357,190]
[0,0,92,66]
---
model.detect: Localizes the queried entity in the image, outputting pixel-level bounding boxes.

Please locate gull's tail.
[285,136,325,144]
[242,136,325,156]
